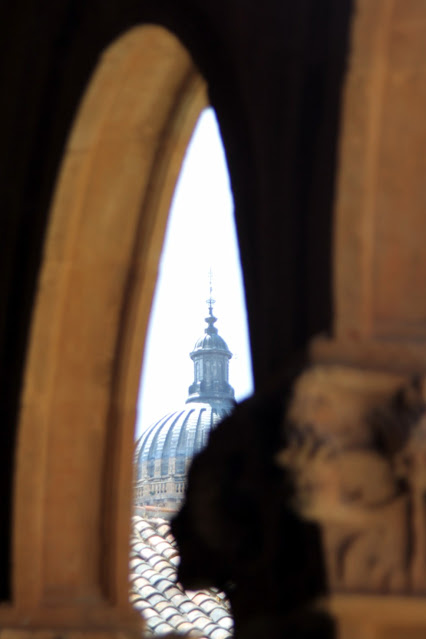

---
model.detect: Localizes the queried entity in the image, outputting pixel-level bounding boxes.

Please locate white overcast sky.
[136,108,253,437]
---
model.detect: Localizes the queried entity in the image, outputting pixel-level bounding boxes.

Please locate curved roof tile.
[130,515,233,639]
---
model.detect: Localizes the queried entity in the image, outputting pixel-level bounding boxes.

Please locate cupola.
[186,290,235,410]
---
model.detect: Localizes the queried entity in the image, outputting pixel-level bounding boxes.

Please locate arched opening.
[12,25,214,630]
[130,107,253,636]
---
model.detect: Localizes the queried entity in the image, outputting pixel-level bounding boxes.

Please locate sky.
[136,108,253,437]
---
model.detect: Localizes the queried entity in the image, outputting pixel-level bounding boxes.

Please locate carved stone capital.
[278,366,426,594]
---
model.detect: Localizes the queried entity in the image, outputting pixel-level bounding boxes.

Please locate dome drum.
[186,381,235,407]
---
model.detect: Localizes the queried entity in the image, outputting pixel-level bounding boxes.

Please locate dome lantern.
[186,289,235,410]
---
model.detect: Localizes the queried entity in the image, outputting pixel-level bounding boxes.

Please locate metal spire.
[205,268,218,334]
[206,267,215,316]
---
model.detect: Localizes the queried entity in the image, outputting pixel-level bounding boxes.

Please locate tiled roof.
[129,515,233,639]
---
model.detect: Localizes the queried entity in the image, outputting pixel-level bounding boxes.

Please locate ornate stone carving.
[277,427,409,592]
[277,367,426,594]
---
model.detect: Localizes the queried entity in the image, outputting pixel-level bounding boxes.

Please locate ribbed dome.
[192,331,230,353]
[135,403,230,481]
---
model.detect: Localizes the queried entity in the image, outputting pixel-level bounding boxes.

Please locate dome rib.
[193,407,206,456]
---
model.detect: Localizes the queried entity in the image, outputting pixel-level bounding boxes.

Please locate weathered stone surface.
[11,25,207,630]
[279,367,426,594]
[334,0,426,346]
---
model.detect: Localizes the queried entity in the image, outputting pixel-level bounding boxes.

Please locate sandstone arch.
[12,25,207,630]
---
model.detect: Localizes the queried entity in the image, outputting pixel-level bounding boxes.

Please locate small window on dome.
[160,457,169,477]
[131,107,253,639]
[175,454,185,475]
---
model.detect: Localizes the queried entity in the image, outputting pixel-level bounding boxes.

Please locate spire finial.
[206,267,215,316]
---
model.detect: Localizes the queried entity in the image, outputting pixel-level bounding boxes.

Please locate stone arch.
[12,25,207,630]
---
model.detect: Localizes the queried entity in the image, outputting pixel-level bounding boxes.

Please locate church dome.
[134,291,236,513]
[135,403,228,482]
